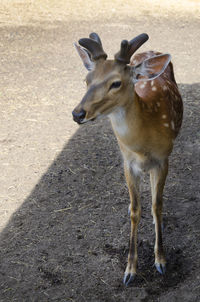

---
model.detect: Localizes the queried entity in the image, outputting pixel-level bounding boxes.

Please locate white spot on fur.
[163,123,169,127]
[151,80,154,87]
[109,107,129,137]
[163,85,168,91]
[140,84,145,89]
[171,121,175,130]
[152,86,157,91]
[162,114,167,119]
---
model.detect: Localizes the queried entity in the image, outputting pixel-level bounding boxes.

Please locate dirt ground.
[0,1,200,301]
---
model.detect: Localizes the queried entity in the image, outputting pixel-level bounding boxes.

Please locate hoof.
[155,262,166,275]
[123,272,136,286]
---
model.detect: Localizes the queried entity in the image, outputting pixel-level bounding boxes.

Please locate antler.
[79,32,107,61]
[89,32,103,46]
[115,33,149,64]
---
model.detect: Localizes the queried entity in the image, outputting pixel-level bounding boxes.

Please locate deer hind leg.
[150,159,168,274]
[123,161,141,286]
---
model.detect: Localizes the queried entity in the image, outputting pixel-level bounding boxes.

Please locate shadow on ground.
[0,84,200,301]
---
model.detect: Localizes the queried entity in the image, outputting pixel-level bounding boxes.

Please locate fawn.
[72,33,183,285]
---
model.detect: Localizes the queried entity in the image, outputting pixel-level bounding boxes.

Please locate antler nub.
[89,32,103,46]
[115,33,149,64]
[115,40,129,63]
[79,33,107,61]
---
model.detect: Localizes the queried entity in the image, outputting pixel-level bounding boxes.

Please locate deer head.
[72,33,171,124]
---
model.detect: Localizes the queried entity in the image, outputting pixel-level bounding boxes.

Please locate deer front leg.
[150,159,168,275]
[123,161,141,286]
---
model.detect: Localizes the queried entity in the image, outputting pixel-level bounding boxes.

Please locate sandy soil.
[0,1,200,301]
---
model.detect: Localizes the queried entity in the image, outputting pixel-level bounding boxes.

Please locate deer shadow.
[0,83,199,301]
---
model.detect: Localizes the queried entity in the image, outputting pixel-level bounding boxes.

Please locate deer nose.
[72,109,86,124]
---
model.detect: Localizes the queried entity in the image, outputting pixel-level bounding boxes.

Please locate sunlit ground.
[1,0,200,24]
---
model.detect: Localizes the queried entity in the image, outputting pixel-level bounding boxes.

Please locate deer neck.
[109,91,141,144]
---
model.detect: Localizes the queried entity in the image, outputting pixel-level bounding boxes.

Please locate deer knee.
[130,207,141,224]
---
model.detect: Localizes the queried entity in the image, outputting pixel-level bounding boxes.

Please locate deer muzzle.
[72,109,86,124]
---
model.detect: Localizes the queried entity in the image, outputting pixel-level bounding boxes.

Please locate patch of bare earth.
[0,1,200,301]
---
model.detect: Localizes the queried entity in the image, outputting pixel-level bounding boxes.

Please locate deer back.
[131,51,183,138]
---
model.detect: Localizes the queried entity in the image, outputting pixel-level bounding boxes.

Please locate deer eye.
[109,81,121,90]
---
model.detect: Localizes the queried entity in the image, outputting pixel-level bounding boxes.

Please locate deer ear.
[132,54,171,83]
[74,43,95,71]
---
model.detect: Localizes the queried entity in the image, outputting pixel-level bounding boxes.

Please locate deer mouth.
[80,116,96,124]
[72,111,97,125]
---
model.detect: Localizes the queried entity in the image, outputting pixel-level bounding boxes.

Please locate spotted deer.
[72,33,183,285]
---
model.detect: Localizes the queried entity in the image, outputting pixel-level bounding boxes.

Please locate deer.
[72,32,183,286]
